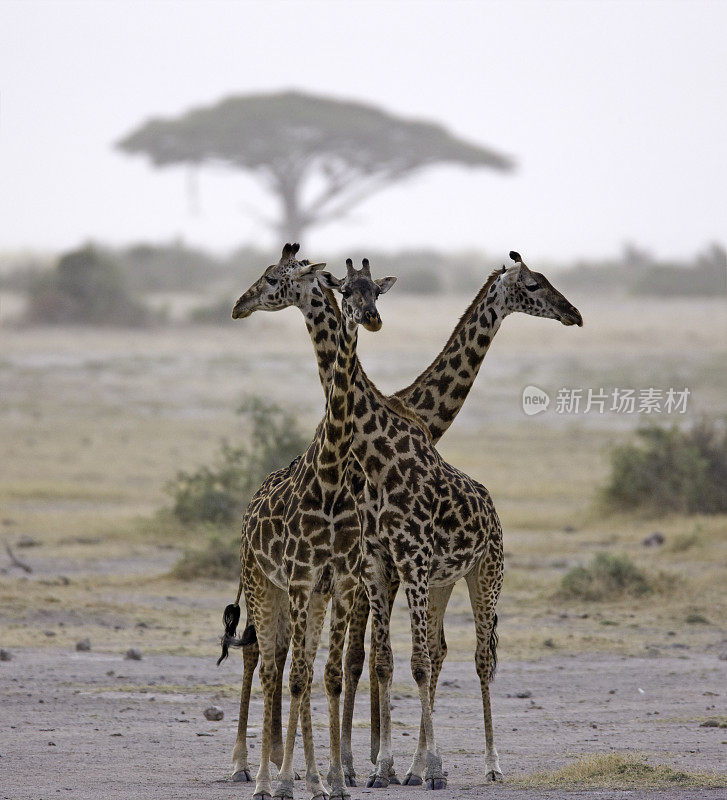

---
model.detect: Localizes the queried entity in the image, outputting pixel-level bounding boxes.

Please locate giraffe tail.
[489,613,499,681]
[216,602,241,666]
[217,575,245,666]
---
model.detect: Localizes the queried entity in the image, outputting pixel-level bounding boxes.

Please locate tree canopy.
[117,90,513,241]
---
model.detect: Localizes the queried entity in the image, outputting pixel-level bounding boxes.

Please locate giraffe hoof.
[366,775,389,789]
[232,769,253,782]
[272,778,295,799]
[485,770,504,782]
[403,774,423,786]
[253,794,272,800]
[425,778,447,790]
[389,775,401,785]
[344,776,356,787]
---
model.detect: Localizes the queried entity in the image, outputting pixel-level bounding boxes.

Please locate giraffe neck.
[299,274,508,445]
[317,315,358,484]
[394,274,508,442]
[301,284,340,393]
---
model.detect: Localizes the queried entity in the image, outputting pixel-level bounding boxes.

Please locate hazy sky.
[1,0,725,261]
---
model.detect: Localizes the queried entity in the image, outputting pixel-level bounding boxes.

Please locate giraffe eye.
[525,282,539,291]
[266,277,278,286]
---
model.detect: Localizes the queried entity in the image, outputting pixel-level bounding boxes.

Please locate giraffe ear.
[291,261,326,279]
[281,243,293,259]
[500,265,520,286]
[317,271,343,291]
[375,276,397,295]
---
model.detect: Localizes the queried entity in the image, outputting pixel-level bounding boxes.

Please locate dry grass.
[1,296,726,665]
[515,752,726,789]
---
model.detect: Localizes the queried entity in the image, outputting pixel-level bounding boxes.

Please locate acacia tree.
[117,91,513,242]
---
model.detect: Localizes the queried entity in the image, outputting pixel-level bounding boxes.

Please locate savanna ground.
[1,291,726,799]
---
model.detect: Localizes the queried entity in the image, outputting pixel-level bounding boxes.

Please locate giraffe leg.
[364,564,396,789]
[466,559,503,782]
[367,579,399,779]
[231,641,259,781]
[270,608,291,771]
[403,583,454,787]
[341,581,368,786]
[301,592,330,800]
[276,589,328,800]
[401,578,446,790]
[253,585,285,800]
[325,579,357,799]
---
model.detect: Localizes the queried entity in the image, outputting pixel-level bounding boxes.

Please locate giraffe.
[219,245,583,786]
[225,255,397,800]
[306,260,509,791]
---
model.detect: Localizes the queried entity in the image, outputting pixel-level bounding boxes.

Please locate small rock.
[515,691,532,699]
[563,525,576,533]
[124,648,142,661]
[43,630,56,637]
[17,534,40,548]
[543,638,556,648]
[204,705,224,721]
[642,531,665,547]
[75,638,91,652]
[558,610,568,619]
[0,648,12,661]
[700,719,719,728]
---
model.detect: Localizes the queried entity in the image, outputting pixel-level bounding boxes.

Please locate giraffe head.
[231,242,327,319]
[318,258,396,332]
[499,251,583,326]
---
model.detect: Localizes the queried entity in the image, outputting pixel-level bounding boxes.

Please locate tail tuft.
[489,613,499,682]
[240,623,257,646]
[216,603,241,666]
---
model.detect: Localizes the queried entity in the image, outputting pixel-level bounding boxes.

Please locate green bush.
[167,396,308,525]
[171,531,239,580]
[559,553,652,601]
[602,420,727,515]
[25,245,149,326]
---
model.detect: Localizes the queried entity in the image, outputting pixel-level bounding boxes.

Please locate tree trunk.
[275,173,307,245]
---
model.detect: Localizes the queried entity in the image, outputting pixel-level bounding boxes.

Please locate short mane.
[394,268,503,401]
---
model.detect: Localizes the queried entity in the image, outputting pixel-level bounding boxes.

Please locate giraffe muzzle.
[362,311,382,332]
[231,298,253,320]
[560,306,583,327]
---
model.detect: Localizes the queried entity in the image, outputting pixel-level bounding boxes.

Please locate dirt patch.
[1,647,725,800]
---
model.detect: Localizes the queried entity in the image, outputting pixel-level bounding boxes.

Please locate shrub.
[559,552,652,601]
[167,396,308,525]
[25,245,149,326]
[171,531,239,580]
[602,420,727,515]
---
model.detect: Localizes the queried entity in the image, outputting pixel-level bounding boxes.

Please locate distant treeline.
[555,243,727,297]
[1,240,724,327]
